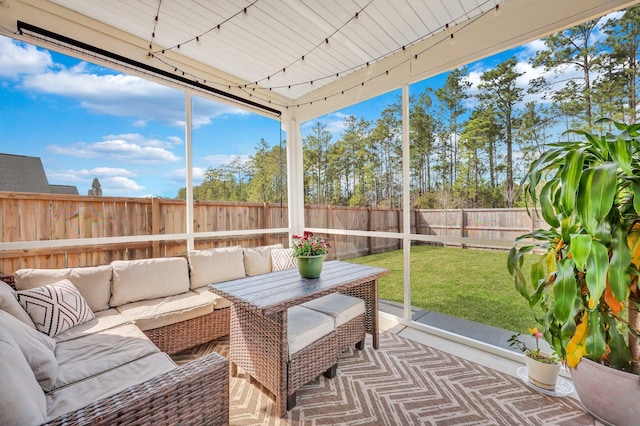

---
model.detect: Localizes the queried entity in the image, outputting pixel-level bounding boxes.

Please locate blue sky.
[0,13,617,198]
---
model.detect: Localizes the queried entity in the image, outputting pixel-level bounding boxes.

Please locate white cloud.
[200,154,250,167]
[302,112,348,137]
[47,135,181,164]
[101,176,144,194]
[49,167,136,181]
[0,36,245,127]
[0,36,52,78]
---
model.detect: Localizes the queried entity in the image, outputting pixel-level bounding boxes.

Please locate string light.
[146,0,503,110]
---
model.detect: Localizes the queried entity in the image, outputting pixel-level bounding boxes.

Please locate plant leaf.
[627,226,640,269]
[633,181,640,215]
[585,310,606,361]
[560,148,585,213]
[553,258,577,323]
[585,240,608,309]
[607,131,632,175]
[540,181,560,228]
[604,280,623,315]
[566,313,588,368]
[569,234,592,271]
[609,224,631,302]
[577,163,617,235]
[605,315,632,371]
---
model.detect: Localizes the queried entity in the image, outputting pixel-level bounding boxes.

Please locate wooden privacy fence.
[0,192,544,274]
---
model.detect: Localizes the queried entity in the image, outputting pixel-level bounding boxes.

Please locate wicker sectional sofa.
[0,243,284,425]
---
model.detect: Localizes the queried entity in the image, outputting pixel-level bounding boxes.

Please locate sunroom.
[0,0,636,424]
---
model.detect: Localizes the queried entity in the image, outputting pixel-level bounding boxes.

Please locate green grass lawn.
[347,245,536,333]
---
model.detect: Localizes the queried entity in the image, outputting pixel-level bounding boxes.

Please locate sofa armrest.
[43,352,229,426]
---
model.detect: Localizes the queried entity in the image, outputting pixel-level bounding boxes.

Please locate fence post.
[460,208,466,249]
[368,207,373,255]
[262,202,270,245]
[151,197,160,258]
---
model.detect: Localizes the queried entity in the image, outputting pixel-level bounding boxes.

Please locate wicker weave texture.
[43,352,229,425]
[145,307,230,355]
[335,313,366,354]
[287,331,338,394]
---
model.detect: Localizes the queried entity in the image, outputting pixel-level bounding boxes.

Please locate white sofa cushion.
[17,279,95,338]
[287,306,334,359]
[271,248,296,271]
[0,326,47,426]
[53,323,159,389]
[46,352,176,422]
[188,246,246,288]
[300,293,365,327]
[0,281,36,328]
[14,265,112,312]
[191,287,234,309]
[110,257,190,307]
[0,310,58,392]
[243,243,283,276]
[116,292,214,331]
[54,309,131,343]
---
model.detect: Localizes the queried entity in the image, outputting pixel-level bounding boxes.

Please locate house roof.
[1,0,637,122]
[0,153,78,195]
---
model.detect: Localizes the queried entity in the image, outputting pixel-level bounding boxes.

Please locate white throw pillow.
[0,281,36,328]
[17,279,95,338]
[188,246,246,288]
[243,244,283,276]
[271,248,296,271]
[0,310,57,391]
[0,326,47,426]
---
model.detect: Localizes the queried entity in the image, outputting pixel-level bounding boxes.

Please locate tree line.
[179,7,639,209]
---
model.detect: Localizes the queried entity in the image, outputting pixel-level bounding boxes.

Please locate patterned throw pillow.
[16,279,95,337]
[271,248,297,271]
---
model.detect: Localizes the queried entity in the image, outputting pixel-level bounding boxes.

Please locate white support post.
[402,84,411,323]
[286,118,305,239]
[185,91,195,251]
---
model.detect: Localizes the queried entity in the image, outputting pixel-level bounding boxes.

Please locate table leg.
[372,279,379,349]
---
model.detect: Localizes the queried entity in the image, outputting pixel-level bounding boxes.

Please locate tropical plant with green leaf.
[508,119,640,374]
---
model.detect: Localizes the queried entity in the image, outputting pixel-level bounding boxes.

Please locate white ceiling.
[1,0,638,120]
[47,0,506,99]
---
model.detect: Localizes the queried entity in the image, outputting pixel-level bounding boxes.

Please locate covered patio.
[0,0,637,424]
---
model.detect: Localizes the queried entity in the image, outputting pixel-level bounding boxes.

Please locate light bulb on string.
[450,33,455,45]
[494,5,500,16]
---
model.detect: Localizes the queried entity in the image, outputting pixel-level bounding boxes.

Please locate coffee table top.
[209,260,388,315]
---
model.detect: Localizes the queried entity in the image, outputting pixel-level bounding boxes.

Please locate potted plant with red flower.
[291,231,330,278]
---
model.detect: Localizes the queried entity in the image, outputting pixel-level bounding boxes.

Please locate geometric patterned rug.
[172,332,594,425]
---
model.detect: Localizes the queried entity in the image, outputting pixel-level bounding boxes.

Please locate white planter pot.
[525,355,561,390]
[570,357,640,426]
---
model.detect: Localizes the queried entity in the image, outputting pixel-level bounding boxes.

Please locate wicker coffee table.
[209,260,389,417]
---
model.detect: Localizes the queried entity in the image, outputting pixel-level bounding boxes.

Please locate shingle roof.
[0,153,78,194]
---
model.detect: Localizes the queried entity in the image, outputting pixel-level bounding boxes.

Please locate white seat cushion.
[301,293,365,327]
[188,246,246,288]
[287,306,333,358]
[110,257,190,307]
[54,309,131,343]
[46,352,176,422]
[14,265,112,312]
[192,286,233,309]
[243,244,283,276]
[0,326,47,426]
[53,323,159,389]
[0,310,58,391]
[0,281,36,328]
[116,292,214,331]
